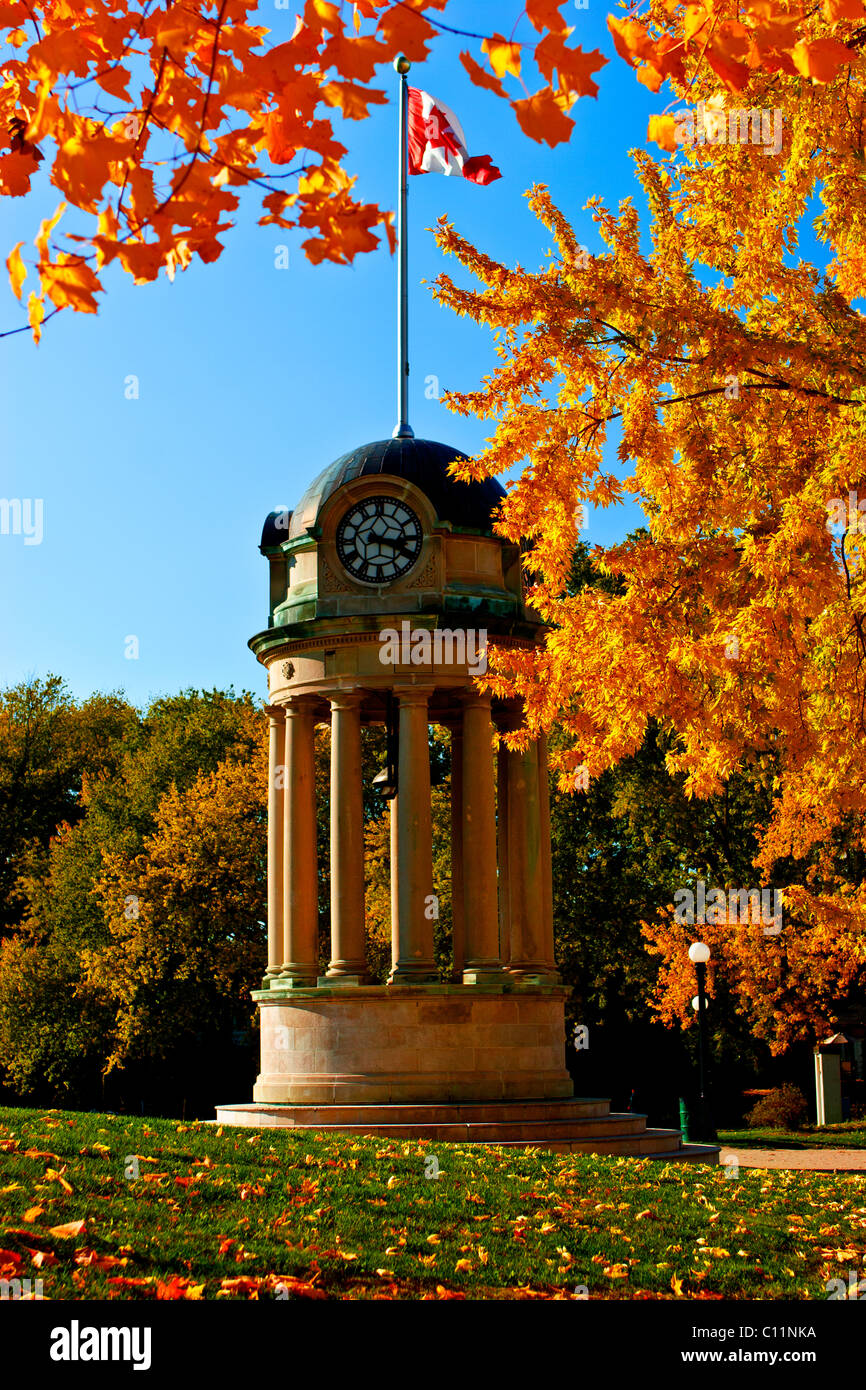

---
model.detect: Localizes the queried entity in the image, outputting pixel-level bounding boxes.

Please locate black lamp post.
[688,940,717,1142]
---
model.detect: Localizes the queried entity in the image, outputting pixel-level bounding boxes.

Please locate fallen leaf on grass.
[23,1206,45,1223]
[75,1249,128,1271]
[48,1220,86,1239]
[157,1276,204,1300]
[272,1276,327,1300]
[29,1249,59,1269]
[44,1168,73,1195]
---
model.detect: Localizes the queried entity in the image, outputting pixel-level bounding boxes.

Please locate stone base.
[250,983,573,1106]
[214,1096,719,1163]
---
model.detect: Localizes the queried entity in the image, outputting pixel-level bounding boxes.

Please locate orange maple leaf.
[525,0,569,34]
[460,51,508,99]
[607,16,656,70]
[321,81,388,120]
[6,240,26,299]
[40,255,103,313]
[48,1219,86,1238]
[792,37,853,82]
[535,37,609,99]
[647,114,678,153]
[0,150,40,197]
[481,33,522,82]
[822,0,864,17]
[376,4,436,62]
[511,87,575,147]
[27,289,44,343]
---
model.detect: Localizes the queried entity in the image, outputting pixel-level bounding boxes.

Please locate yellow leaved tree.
[431,9,866,1050]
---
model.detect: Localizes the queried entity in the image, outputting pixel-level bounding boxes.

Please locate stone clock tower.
[217,434,717,1160]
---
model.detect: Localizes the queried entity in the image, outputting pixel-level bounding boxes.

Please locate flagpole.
[392,55,414,440]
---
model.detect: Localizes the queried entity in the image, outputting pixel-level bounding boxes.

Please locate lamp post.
[688,941,717,1142]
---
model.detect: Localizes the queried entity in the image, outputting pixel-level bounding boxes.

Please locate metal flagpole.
[392,55,414,440]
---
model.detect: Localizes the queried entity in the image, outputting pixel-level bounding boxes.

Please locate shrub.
[746,1085,809,1131]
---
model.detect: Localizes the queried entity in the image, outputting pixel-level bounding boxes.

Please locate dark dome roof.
[261,438,505,550]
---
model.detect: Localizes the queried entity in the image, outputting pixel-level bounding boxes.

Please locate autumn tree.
[431,3,866,1052]
[0,676,138,931]
[0,0,610,339]
[0,684,266,1106]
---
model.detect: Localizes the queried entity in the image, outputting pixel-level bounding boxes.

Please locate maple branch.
[0,305,62,340]
[117,45,169,226]
[391,0,528,46]
[17,0,42,43]
[149,0,229,219]
[67,0,157,92]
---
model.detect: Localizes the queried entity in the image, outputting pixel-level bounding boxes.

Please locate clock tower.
[223,432,573,1101]
[216,433,718,1158]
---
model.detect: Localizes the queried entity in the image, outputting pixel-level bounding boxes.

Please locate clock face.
[336,496,423,585]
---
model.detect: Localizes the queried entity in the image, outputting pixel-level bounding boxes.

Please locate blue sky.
[1,2,664,707]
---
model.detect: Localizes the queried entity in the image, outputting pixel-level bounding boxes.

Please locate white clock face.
[336,496,423,585]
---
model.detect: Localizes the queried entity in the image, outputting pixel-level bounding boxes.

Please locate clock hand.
[379,539,417,560]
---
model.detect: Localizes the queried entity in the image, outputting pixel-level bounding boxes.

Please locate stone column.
[265,704,285,981]
[461,692,503,981]
[496,741,511,970]
[388,687,437,983]
[506,736,558,981]
[281,698,319,985]
[449,724,465,980]
[536,731,557,975]
[326,691,367,981]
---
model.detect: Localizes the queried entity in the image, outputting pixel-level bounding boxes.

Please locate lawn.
[1,1106,865,1300]
[719,1123,866,1151]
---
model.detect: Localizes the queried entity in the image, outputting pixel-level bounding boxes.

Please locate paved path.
[718,1145,866,1171]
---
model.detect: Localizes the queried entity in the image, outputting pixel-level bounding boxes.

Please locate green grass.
[1,1106,865,1300]
[719,1123,866,1151]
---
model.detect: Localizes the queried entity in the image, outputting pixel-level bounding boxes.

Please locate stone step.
[653,1145,722,1164]
[214,1102,720,1163]
[225,1113,651,1142]
[216,1096,612,1127]
[482,1137,719,1162]
[483,1127,688,1155]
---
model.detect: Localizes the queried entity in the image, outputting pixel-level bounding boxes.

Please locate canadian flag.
[407,88,502,186]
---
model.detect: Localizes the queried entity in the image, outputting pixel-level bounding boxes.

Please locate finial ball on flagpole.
[394,55,411,74]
